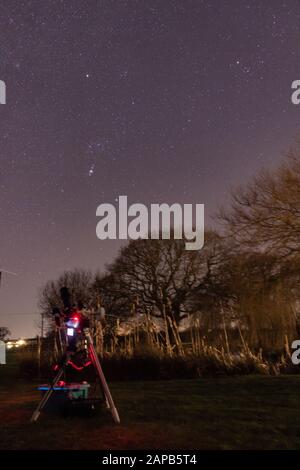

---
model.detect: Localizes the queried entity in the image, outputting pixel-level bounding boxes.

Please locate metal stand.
[30,328,120,424]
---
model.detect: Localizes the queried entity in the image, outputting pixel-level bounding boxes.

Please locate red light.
[68,360,92,371]
[67,312,81,329]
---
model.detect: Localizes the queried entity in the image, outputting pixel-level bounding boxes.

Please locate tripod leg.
[30,358,67,423]
[87,335,120,424]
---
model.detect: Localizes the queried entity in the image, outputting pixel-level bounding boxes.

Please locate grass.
[1,356,300,450]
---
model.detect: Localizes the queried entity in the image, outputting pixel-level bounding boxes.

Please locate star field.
[0,0,300,337]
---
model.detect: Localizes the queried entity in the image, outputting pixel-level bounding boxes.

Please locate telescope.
[31,286,120,424]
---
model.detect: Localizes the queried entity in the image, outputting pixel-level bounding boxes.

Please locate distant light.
[6,339,27,349]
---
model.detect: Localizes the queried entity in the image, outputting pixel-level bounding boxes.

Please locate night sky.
[0,0,300,338]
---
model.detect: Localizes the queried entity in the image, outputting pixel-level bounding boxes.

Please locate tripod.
[30,328,120,424]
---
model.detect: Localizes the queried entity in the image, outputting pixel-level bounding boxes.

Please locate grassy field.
[1,352,300,450]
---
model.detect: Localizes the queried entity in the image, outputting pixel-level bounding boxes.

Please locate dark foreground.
[0,372,300,449]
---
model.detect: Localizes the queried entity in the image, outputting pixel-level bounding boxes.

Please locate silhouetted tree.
[220,147,300,259]
[103,231,225,324]
[39,268,94,325]
[0,327,10,341]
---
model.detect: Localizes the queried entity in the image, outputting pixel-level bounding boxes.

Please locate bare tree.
[0,327,10,341]
[38,268,94,327]
[217,148,300,347]
[103,231,225,324]
[220,148,300,259]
